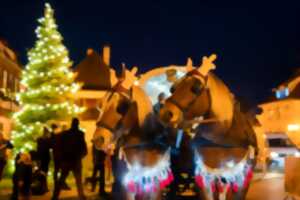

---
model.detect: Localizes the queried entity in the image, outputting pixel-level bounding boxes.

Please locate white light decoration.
[294,152,300,157]
[11,3,83,154]
[270,151,279,159]
[287,124,300,132]
[143,70,185,105]
[194,147,253,197]
[225,160,235,168]
[123,148,173,194]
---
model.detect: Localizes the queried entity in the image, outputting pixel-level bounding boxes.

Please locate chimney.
[103,45,110,66]
[86,48,94,55]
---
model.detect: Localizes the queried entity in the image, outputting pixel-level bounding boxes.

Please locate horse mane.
[202,73,258,147]
[206,73,234,131]
[131,85,153,127]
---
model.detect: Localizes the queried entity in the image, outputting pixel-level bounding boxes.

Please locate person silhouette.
[11,152,33,200]
[51,118,87,200]
[0,132,13,181]
[153,92,166,115]
[91,137,107,196]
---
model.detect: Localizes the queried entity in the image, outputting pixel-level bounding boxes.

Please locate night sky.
[2,1,300,105]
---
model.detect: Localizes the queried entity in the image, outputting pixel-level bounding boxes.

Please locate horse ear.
[186,57,194,72]
[198,54,217,76]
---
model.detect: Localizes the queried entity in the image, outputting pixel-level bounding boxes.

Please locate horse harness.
[96,84,133,134]
[167,70,212,119]
[97,84,167,150]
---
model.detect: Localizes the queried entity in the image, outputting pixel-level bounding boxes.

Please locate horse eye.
[116,101,130,114]
[191,83,202,95]
[170,86,175,93]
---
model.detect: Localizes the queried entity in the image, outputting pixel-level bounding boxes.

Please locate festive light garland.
[123,148,173,194]
[12,3,83,153]
[194,147,253,196]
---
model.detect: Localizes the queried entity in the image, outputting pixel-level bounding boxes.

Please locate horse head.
[93,66,153,150]
[159,54,228,127]
[159,55,259,148]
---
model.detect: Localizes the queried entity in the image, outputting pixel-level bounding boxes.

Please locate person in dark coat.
[31,166,48,196]
[51,118,87,200]
[36,127,51,190]
[111,144,127,200]
[37,127,51,173]
[11,152,33,200]
[50,124,70,191]
[0,132,13,181]
[91,137,107,196]
[153,92,166,115]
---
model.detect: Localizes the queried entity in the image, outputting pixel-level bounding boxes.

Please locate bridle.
[96,83,133,135]
[96,83,168,150]
[167,70,211,117]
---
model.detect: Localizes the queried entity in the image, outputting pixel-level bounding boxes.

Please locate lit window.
[275,87,289,99]
[287,124,300,132]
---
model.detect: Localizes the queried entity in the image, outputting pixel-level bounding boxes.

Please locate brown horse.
[93,68,171,200]
[159,55,258,200]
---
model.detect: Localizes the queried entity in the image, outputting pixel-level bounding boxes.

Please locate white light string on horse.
[194,146,254,195]
[123,148,173,194]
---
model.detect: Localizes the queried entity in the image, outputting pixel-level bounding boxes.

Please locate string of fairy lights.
[11,3,84,154]
[194,147,254,197]
[123,148,174,194]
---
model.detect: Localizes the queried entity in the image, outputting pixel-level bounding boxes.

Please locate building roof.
[74,49,117,90]
[259,69,300,105]
[270,69,300,99]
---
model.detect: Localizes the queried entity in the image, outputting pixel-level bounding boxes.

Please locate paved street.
[0,175,299,200]
[247,178,286,200]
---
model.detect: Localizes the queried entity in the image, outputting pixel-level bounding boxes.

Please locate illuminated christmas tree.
[12,3,83,153]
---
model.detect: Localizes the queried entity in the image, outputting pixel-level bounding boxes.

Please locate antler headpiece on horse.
[160,54,256,146]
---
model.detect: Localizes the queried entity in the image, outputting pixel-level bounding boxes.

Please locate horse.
[159,55,258,200]
[93,67,172,200]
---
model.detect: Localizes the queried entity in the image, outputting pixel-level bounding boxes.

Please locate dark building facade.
[0,40,21,137]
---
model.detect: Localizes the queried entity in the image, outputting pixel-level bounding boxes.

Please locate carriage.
[93,55,263,200]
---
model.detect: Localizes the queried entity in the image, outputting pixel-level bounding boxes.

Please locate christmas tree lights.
[12,3,83,153]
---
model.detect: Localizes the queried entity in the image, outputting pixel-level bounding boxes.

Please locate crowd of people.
[0,118,112,200]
